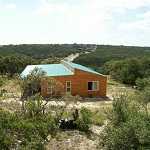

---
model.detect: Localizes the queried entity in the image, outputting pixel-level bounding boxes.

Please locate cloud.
[136,11,150,18]
[4,4,16,10]
[34,0,150,43]
[40,0,47,4]
[35,3,68,14]
[35,1,114,32]
[119,19,150,31]
[88,0,150,9]
[66,8,114,32]
[114,8,125,14]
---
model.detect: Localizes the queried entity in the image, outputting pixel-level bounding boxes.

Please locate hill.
[0,44,93,61]
[1,44,150,67]
[73,45,150,69]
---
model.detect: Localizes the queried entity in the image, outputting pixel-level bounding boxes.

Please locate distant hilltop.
[0,44,150,68]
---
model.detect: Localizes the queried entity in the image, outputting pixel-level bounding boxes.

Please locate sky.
[0,0,150,46]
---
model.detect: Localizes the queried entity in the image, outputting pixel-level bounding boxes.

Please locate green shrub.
[99,93,150,150]
[75,107,91,131]
[0,76,5,87]
[0,109,15,149]
[0,107,58,149]
[135,77,149,91]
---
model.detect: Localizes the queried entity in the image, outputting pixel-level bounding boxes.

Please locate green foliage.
[135,87,150,115]
[0,44,91,61]
[19,136,46,150]
[110,94,131,126]
[75,107,91,131]
[24,94,45,118]
[74,45,150,69]
[136,77,150,91]
[0,54,36,77]
[101,114,150,150]
[20,67,63,99]
[20,67,47,96]
[0,109,16,149]
[99,93,150,150]
[0,107,58,149]
[41,56,61,64]
[100,57,150,85]
[111,58,141,84]
[101,120,149,150]
[0,76,5,87]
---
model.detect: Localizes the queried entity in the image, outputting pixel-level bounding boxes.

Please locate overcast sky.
[0,0,150,46]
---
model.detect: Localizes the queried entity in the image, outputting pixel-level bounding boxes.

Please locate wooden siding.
[41,68,107,97]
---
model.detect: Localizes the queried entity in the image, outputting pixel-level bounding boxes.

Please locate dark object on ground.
[133,86,138,90]
[72,109,79,120]
[1,89,7,93]
[59,109,79,129]
[59,118,76,129]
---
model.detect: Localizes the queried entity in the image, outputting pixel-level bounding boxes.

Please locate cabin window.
[66,81,71,92]
[87,81,99,91]
[47,82,52,93]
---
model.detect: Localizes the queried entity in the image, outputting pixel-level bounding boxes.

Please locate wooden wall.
[41,69,107,97]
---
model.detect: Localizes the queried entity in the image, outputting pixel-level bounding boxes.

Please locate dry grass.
[46,130,99,150]
[107,76,135,97]
[2,78,21,94]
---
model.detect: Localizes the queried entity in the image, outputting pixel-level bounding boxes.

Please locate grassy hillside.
[0,44,92,61]
[1,44,150,67]
[73,45,150,69]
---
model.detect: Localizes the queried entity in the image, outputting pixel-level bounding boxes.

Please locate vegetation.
[136,77,150,91]
[40,56,61,64]
[0,44,93,61]
[100,57,150,85]
[73,45,150,70]
[0,105,58,149]
[0,54,36,77]
[0,67,93,149]
[0,44,95,77]
[0,44,150,149]
[91,108,106,126]
[75,107,92,132]
[2,44,150,71]
[0,76,5,87]
[99,86,150,149]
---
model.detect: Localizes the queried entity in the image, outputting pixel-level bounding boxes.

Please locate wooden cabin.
[21,60,107,97]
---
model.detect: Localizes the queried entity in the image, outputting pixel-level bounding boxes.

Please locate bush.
[75,107,91,131]
[0,109,15,149]
[99,93,150,150]
[0,107,58,149]
[0,76,5,87]
[135,77,149,91]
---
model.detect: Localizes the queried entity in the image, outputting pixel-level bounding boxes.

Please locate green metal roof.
[20,64,73,77]
[62,60,105,76]
[20,61,105,77]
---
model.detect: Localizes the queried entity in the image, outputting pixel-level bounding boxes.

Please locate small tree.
[20,67,47,97]
[0,76,5,87]
[136,87,150,115]
[19,67,63,111]
[135,77,150,91]
[24,93,46,118]
[75,107,91,131]
[99,93,150,150]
